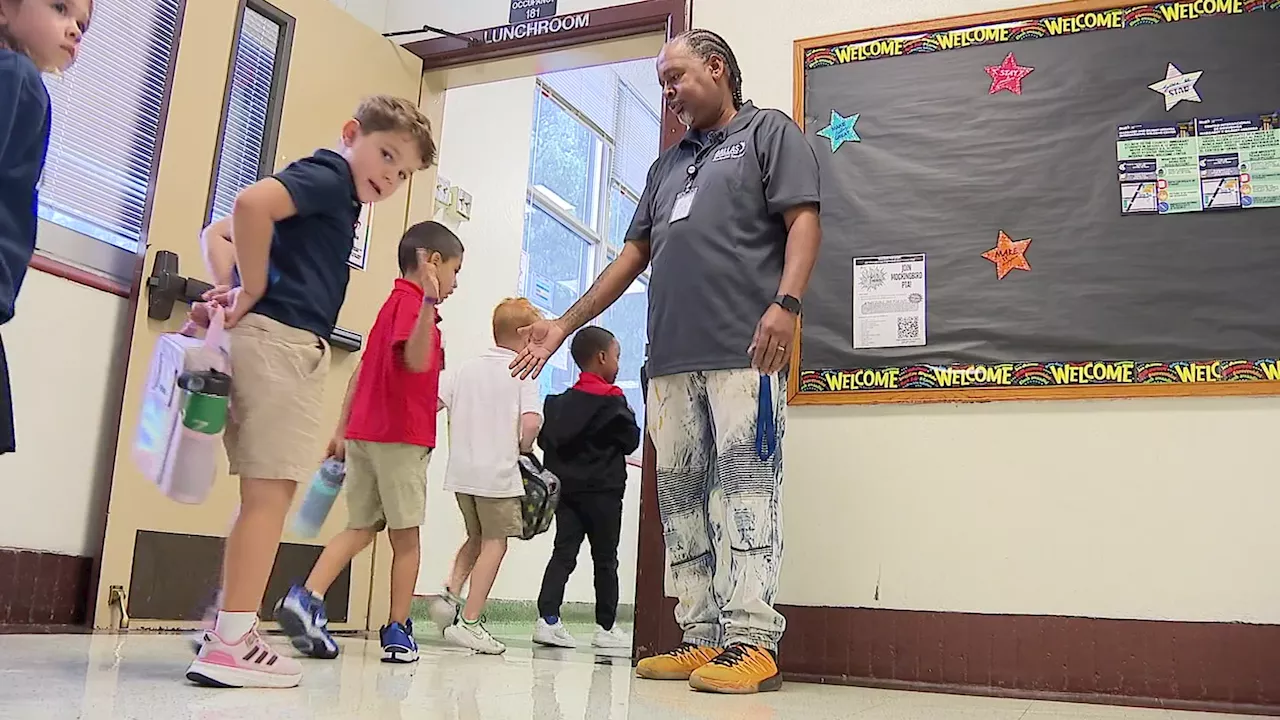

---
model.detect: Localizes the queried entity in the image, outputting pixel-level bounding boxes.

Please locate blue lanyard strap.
[755,373,775,461]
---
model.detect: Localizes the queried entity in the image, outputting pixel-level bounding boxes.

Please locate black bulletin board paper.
[796,2,1280,401]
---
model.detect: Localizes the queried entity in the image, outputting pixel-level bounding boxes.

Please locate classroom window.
[520,202,595,400]
[598,268,650,430]
[35,0,182,283]
[207,1,294,223]
[528,89,607,230]
[520,59,661,452]
[607,184,638,248]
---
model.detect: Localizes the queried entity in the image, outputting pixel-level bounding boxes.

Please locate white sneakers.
[444,618,507,655]
[534,618,578,648]
[592,625,631,649]
[533,619,632,650]
[427,588,463,638]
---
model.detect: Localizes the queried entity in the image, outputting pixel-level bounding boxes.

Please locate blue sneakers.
[274,584,340,660]
[381,619,419,664]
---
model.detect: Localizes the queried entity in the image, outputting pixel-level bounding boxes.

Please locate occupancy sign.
[510,0,557,24]
[1117,112,1280,215]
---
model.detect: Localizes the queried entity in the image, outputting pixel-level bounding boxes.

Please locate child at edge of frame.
[0,0,93,455]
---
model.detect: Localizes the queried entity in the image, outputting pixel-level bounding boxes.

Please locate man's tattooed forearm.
[559,282,604,331]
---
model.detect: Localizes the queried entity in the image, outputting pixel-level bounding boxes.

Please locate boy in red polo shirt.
[275,221,463,664]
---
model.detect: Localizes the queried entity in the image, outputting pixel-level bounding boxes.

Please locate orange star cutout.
[982,230,1032,279]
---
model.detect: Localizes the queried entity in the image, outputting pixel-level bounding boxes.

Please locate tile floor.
[0,631,1263,720]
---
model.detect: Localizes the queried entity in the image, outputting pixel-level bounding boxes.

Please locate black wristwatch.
[773,294,802,315]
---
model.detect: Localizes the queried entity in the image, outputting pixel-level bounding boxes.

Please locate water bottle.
[293,458,345,538]
[153,369,231,504]
[178,370,231,435]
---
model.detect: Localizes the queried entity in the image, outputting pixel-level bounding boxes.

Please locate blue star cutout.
[816,110,861,152]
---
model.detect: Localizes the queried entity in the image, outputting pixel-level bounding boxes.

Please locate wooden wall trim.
[29,254,130,299]
[387,0,692,660]
[402,0,687,70]
[0,549,93,627]
[646,598,1280,712]
[402,0,694,668]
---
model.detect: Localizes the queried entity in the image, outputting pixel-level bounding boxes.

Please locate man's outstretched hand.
[510,319,569,380]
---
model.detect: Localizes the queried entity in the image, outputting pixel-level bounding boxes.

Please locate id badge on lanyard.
[670,160,701,223]
[670,187,697,223]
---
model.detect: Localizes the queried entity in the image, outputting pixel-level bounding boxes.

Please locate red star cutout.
[985,52,1034,95]
[982,230,1032,279]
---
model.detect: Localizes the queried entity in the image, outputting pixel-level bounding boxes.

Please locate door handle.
[144,250,363,352]
[145,250,211,322]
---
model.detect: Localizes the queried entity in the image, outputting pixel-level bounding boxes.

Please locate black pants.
[537,491,624,630]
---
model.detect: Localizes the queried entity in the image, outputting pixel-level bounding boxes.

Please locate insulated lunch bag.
[517,453,560,540]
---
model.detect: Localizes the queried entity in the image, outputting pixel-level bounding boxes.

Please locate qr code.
[897,316,920,340]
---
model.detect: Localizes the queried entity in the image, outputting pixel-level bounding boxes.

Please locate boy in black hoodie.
[533,326,641,650]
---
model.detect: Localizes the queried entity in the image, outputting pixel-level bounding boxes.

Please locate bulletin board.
[789,0,1280,405]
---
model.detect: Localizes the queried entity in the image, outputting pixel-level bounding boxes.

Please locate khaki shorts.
[345,440,431,531]
[456,494,523,539]
[224,313,330,483]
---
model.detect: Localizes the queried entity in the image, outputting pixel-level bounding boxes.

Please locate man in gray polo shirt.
[512,29,821,695]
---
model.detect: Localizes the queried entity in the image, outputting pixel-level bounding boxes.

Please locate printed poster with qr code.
[348,204,372,270]
[853,254,926,350]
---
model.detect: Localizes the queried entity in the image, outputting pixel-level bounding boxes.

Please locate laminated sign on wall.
[349,204,371,270]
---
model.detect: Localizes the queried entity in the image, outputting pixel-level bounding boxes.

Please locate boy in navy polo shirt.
[186,96,437,690]
[275,221,462,665]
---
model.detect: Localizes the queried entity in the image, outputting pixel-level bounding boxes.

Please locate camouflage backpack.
[517,453,560,540]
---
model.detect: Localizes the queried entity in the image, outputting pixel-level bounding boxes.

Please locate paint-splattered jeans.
[647,369,787,651]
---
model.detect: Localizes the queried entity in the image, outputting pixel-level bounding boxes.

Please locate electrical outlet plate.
[453,187,473,220]
[434,176,452,207]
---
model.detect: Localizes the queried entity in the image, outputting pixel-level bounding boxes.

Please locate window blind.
[540,64,617,138]
[38,0,181,253]
[613,83,661,196]
[209,5,286,222]
[612,57,663,118]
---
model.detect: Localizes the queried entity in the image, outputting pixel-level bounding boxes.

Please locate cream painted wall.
[392,0,1280,626]
[0,270,127,556]
[413,77,642,606]
[329,0,388,32]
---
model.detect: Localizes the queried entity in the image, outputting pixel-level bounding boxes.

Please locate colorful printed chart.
[1118,114,1280,214]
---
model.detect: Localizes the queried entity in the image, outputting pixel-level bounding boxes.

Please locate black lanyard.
[684,129,729,191]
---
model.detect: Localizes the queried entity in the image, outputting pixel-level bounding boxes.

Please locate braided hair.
[675,29,743,110]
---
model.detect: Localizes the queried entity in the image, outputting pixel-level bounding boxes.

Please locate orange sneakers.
[635,643,722,680]
[688,644,782,694]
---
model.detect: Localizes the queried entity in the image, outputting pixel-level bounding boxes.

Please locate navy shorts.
[0,333,13,455]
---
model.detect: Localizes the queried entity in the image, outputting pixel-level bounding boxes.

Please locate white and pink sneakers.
[186,626,303,688]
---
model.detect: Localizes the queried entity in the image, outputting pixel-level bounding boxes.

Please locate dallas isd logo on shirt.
[712,142,747,162]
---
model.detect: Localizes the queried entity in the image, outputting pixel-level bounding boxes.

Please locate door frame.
[90,0,431,631]
[400,0,689,660]
[72,0,190,628]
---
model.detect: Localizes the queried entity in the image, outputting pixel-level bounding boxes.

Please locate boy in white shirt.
[430,297,544,654]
